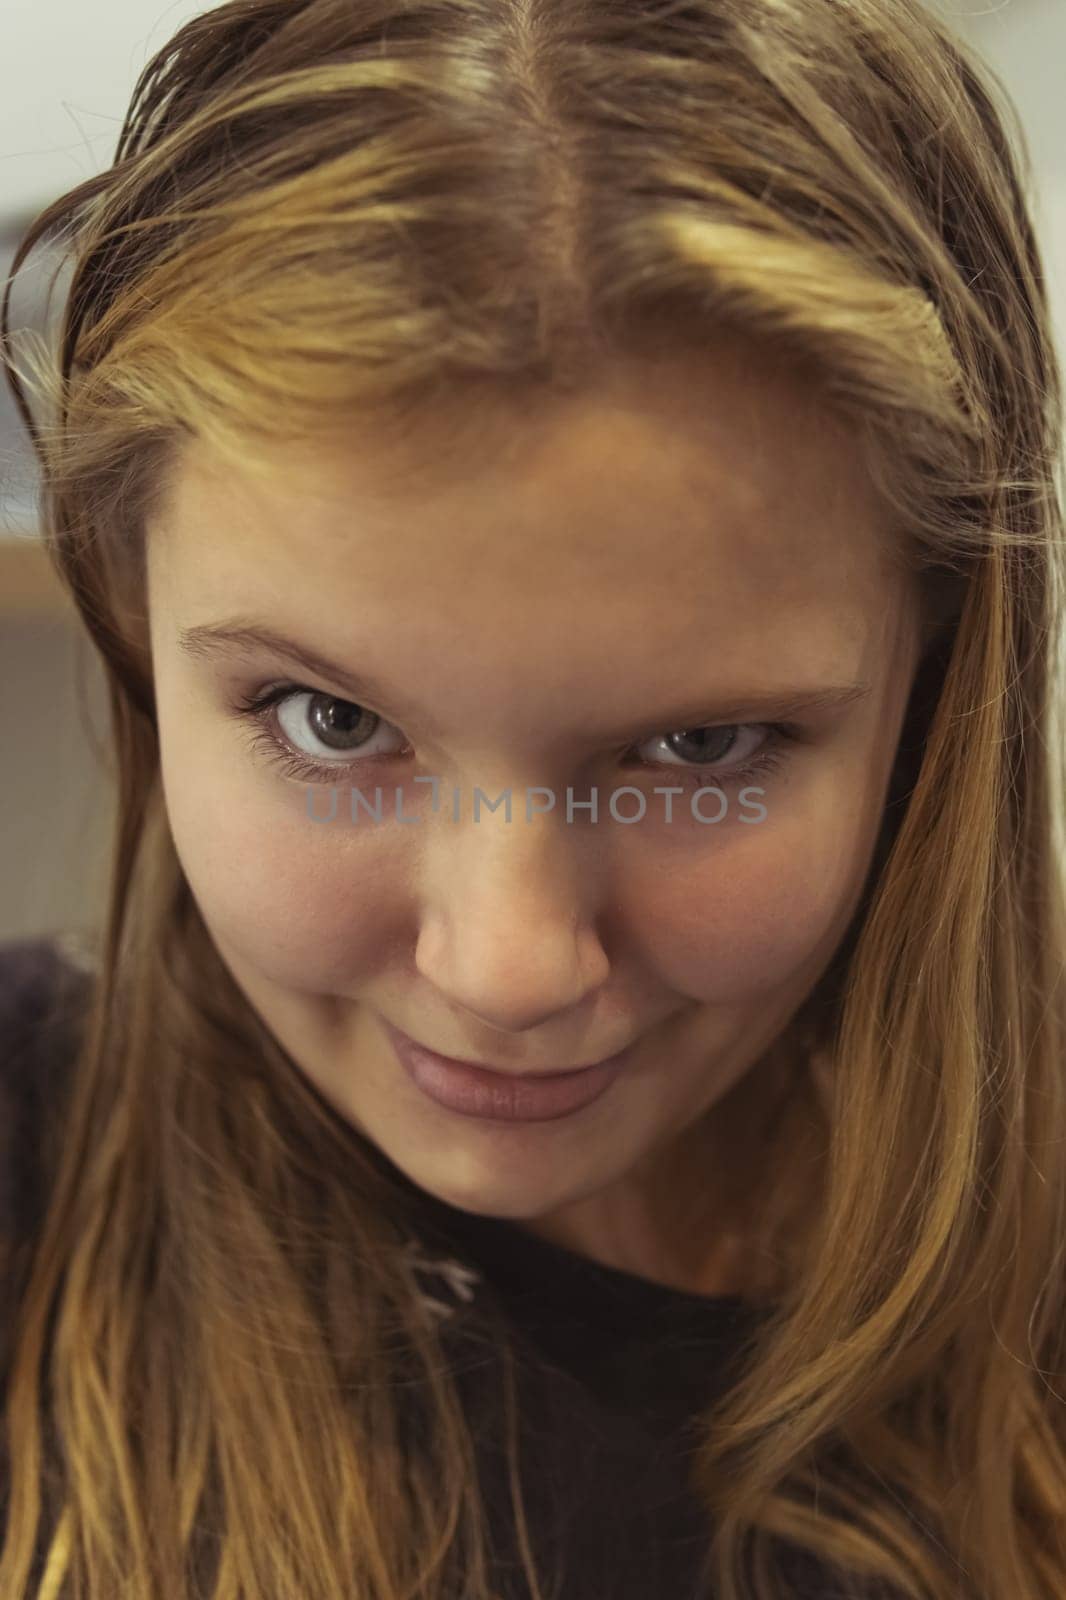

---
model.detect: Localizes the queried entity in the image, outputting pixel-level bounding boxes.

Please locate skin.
[145,339,924,1298]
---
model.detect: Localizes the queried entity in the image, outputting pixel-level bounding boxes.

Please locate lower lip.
[384,1024,631,1122]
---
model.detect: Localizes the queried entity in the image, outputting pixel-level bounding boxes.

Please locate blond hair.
[2,1,1065,1595]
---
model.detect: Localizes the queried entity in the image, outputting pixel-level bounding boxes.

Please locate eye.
[617,726,793,793]
[232,681,797,797]
[631,724,765,772]
[275,692,403,762]
[232,684,408,781]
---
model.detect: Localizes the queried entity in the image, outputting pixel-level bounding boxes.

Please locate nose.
[414,810,611,1035]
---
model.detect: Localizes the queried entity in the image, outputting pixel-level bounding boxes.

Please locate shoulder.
[0,929,97,1018]
[0,931,97,1097]
[0,933,97,1264]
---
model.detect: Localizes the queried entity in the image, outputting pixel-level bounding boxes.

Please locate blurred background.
[2,0,1064,946]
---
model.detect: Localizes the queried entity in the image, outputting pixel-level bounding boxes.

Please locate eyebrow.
[177,619,872,735]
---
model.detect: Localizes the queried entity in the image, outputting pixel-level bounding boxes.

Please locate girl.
[1,1,1064,1596]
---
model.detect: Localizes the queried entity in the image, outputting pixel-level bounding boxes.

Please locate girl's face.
[146,344,923,1292]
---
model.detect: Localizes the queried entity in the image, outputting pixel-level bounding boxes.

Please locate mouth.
[385,1028,629,1080]
[382,1021,636,1123]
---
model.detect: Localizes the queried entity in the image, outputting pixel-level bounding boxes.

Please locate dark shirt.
[0,937,878,1597]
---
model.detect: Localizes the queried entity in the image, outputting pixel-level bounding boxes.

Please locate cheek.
[159,705,882,1007]
[159,742,402,990]
[625,817,875,1002]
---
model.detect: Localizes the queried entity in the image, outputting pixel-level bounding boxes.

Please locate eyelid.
[234,678,807,748]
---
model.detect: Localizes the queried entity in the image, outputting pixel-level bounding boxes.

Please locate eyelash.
[230,682,796,795]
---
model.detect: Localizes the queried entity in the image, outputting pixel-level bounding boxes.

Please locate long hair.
[2,1,1065,1595]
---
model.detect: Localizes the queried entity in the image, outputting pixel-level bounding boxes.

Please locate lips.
[384,1021,633,1123]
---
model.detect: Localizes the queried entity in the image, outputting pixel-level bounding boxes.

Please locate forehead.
[151,345,899,624]
[146,350,923,749]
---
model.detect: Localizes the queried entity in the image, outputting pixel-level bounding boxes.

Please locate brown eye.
[276,692,403,761]
[634,724,762,770]
[306,694,378,750]
[662,727,742,765]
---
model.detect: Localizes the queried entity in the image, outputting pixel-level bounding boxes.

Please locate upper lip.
[388,1023,627,1078]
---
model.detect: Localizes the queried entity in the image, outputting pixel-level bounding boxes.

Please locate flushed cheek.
[161,767,405,990]
[625,827,868,1002]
